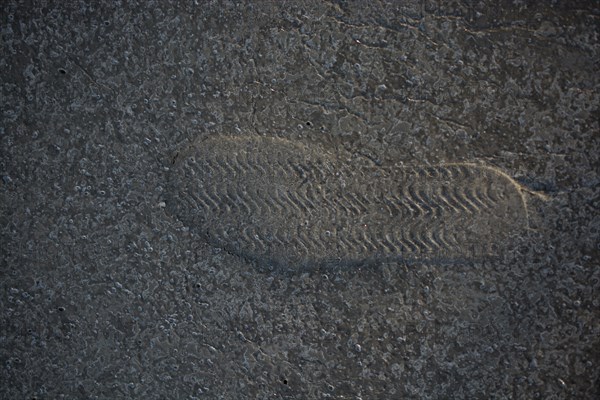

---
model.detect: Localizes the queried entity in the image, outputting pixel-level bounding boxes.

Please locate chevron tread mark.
[167,135,528,270]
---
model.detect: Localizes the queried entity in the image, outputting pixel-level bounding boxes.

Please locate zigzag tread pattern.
[167,136,527,269]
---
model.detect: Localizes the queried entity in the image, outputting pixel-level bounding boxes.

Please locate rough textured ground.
[1,1,598,399]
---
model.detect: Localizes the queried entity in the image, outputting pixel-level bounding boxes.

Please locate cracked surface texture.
[1,1,599,399]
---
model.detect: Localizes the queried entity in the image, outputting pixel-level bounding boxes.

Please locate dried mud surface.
[1,1,599,399]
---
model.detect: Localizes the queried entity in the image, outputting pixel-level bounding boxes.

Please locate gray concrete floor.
[1,1,598,398]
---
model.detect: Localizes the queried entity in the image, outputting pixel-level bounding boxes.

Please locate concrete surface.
[1,1,598,398]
